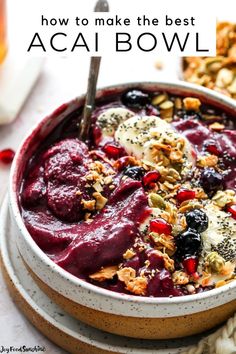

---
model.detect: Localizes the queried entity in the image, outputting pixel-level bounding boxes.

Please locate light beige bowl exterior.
[26,263,236,339]
[9,81,236,339]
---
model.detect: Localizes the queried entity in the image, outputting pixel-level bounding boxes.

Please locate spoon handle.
[95,0,109,12]
[79,56,101,141]
[79,0,109,141]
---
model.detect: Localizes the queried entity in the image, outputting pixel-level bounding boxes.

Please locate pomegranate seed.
[204,140,221,156]
[226,204,236,220]
[182,256,198,275]
[142,171,160,186]
[102,144,122,159]
[176,189,196,204]
[150,218,172,235]
[191,149,197,160]
[93,125,102,146]
[206,145,221,156]
[0,149,15,164]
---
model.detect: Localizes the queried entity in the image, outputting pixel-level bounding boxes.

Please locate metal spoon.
[79,0,109,141]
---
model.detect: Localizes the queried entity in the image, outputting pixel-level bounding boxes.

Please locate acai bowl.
[9,82,236,339]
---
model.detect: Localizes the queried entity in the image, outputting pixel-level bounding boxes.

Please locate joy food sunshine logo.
[0,346,46,353]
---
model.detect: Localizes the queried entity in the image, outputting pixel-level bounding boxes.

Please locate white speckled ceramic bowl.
[9,81,236,339]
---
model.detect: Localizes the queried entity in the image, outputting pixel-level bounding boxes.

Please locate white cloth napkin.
[0,57,44,125]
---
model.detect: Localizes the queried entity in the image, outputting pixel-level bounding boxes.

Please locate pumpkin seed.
[205,252,225,273]
[205,57,224,73]
[152,94,168,106]
[159,100,174,110]
[148,193,166,209]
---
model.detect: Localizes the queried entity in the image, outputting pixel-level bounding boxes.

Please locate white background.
[13,0,217,56]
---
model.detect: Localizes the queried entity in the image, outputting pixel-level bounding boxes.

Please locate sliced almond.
[93,192,108,210]
[123,249,136,260]
[104,176,113,185]
[81,199,96,211]
[150,232,176,255]
[89,265,118,282]
[169,149,183,162]
[117,267,136,283]
[172,271,190,285]
[126,277,147,296]
[197,155,218,167]
[93,181,103,193]
[209,122,225,131]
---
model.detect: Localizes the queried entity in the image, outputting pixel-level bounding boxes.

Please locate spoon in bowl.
[79,0,109,142]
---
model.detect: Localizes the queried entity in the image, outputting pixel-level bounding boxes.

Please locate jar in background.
[0,0,7,64]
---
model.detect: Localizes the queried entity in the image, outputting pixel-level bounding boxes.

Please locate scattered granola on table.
[183,22,236,99]
[21,88,236,297]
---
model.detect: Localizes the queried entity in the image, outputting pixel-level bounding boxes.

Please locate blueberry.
[185,209,209,233]
[175,229,202,259]
[178,110,203,120]
[200,168,224,197]
[122,90,150,108]
[186,111,203,120]
[123,166,145,180]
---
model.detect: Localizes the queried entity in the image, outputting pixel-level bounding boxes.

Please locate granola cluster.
[183,22,236,99]
[81,158,116,220]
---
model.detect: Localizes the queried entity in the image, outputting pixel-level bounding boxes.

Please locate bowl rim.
[9,80,236,305]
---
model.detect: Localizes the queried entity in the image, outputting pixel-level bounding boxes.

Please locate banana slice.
[115,115,195,168]
[201,203,236,262]
[97,107,134,137]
